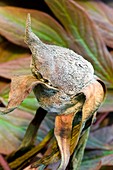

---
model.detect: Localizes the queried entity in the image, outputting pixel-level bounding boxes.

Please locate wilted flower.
[0,14,105,170]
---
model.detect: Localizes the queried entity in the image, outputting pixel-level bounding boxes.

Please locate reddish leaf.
[0,57,31,79]
[0,6,69,47]
[81,123,113,170]
[0,38,31,80]
[76,0,113,48]
[87,125,113,150]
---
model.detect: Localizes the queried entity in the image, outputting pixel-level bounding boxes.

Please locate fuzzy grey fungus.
[25,14,95,114]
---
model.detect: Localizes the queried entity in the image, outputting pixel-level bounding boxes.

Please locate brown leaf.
[70,122,82,154]
[32,123,82,169]
[53,93,87,169]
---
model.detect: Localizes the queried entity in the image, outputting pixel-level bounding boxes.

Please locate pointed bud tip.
[26,13,31,28]
[25,13,31,44]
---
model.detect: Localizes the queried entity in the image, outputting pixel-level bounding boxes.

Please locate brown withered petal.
[54,113,74,170]
[81,79,106,122]
[0,75,58,115]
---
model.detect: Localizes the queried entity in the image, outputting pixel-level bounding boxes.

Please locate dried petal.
[81,79,106,122]
[0,75,58,114]
[54,113,74,170]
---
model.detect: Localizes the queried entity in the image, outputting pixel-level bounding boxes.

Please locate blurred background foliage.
[0,0,113,170]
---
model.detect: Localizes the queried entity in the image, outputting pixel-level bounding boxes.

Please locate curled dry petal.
[0,75,58,115]
[81,79,106,122]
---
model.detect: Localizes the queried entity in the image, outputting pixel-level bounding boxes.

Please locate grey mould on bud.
[25,13,103,114]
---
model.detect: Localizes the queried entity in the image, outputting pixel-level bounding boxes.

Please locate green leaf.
[45,0,113,85]
[0,6,69,47]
